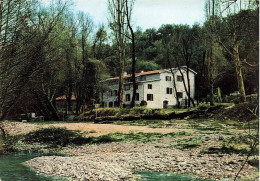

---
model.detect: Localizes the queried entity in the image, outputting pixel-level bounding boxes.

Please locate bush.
[219,102,258,122]
[248,156,259,168]
[140,100,147,106]
[97,108,120,117]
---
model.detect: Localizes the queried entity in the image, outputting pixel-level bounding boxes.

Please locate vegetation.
[174,137,205,150]
[0,0,258,122]
[200,134,259,156]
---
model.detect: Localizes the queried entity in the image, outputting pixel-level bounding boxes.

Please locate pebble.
[24,142,257,181]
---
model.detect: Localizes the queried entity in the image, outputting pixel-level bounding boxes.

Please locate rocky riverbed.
[25,141,257,181]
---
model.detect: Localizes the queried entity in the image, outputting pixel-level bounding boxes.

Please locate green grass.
[200,134,259,155]
[174,137,205,150]
[114,119,165,128]
[0,136,4,154]
[94,131,191,143]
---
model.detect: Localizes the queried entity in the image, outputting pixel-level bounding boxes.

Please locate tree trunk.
[166,51,180,108]
[125,0,137,108]
[232,31,246,102]
[118,0,124,108]
[176,64,195,108]
[208,47,215,106]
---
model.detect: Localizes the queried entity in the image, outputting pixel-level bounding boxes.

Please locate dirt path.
[42,123,192,137]
[1,121,192,136]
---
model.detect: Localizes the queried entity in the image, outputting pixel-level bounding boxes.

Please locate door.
[163,101,168,108]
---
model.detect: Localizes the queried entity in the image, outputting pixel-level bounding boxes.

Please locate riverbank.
[1,110,259,181]
[25,141,257,181]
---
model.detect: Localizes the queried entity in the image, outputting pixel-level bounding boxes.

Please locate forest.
[0,0,258,120]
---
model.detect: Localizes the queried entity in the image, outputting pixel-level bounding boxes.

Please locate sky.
[72,0,206,30]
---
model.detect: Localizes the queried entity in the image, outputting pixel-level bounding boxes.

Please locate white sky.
[72,0,206,30]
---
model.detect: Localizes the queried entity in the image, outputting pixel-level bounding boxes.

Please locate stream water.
[0,153,213,181]
[0,153,67,181]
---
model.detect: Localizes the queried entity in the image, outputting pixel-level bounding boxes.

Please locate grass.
[114,119,165,128]
[174,137,205,150]
[0,135,4,154]
[200,134,259,155]
[4,128,92,152]
[3,125,192,153]
[78,131,191,144]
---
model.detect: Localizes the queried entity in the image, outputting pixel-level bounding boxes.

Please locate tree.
[213,0,258,102]
[74,11,94,113]
[0,0,70,121]
[124,0,137,107]
[108,0,128,108]
[169,25,198,107]
[158,24,180,107]
[92,25,108,60]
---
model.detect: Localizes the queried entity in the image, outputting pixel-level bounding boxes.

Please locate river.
[0,153,68,181]
[0,153,214,181]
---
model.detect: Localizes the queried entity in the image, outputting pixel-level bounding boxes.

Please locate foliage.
[0,0,258,120]
[248,156,259,168]
[94,107,162,118]
[213,102,258,122]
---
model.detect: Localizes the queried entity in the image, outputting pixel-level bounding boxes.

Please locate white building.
[100,66,196,108]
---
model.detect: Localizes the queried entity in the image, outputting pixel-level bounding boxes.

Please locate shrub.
[140,100,147,106]
[248,156,259,168]
[220,102,258,122]
[116,108,130,116]
[96,108,120,117]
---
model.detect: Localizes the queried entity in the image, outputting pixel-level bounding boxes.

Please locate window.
[165,76,171,81]
[135,93,139,101]
[109,90,113,96]
[113,90,118,96]
[176,92,183,98]
[148,84,152,89]
[177,75,183,82]
[147,94,153,101]
[126,94,131,101]
[114,101,119,107]
[109,102,113,107]
[125,85,130,90]
[166,88,173,94]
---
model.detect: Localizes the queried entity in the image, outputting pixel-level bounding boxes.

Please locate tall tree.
[213,0,258,102]
[125,0,137,107]
[108,0,128,108]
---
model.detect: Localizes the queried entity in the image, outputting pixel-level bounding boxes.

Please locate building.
[55,92,77,113]
[100,66,196,108]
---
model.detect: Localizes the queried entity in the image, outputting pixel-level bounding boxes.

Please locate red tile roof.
[107,69,169,80]
[56,92,76,101]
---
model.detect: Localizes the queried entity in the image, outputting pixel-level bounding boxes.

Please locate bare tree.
[125,0,137,108]
[211,0,258,102]
[108,0,128,108]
